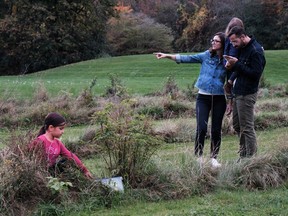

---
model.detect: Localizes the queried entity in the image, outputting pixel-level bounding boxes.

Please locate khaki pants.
[233,93,257,157]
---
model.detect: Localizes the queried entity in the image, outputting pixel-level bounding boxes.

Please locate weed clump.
[129,156,218,201]
[219,146,288,190]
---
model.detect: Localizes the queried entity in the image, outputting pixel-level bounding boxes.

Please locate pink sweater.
[31,134,88,174]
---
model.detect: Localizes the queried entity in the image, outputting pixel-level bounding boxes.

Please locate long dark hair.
[209,32,225,57]
[38,112,66,137]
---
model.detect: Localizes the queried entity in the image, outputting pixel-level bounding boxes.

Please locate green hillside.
[0,50,287,99]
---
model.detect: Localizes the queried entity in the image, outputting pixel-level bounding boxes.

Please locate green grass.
[75,187,288,216]
[1,50,287,99]
[62,127,288,216]
[75,127,287,176]
[1,51,288,215]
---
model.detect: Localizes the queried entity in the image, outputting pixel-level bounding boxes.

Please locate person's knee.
[211,129,221,137]
[198,128,207,137]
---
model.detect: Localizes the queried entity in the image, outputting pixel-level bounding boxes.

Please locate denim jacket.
[175,50,226,95]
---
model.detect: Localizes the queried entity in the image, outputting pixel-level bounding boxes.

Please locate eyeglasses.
[210,39,221,43]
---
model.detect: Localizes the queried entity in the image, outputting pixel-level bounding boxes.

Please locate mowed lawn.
[0,50,287,99]
[0,50,288,215]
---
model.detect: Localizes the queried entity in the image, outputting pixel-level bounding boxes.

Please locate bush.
[163,75,180,100]
[184,80,198,102]
[75,77,97,108]
[107,12,173,56]
[104,73,129,99]
[0,132,53,215]
[91,100,163,185]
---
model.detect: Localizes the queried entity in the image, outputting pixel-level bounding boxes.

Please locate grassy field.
[0,50,287,99]
[59,128,288,216]
[0,50,288,215]
[73,187,288,216]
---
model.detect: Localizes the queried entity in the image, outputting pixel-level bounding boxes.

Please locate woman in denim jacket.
[155,32,227,168]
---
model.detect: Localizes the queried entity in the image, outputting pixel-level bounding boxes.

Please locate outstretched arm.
[60,142,93,179]
[154,52,176,61]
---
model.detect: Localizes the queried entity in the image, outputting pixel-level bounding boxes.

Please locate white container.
[100,176,124,192]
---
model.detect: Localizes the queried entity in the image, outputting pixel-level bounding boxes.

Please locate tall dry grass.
[0,132,53,215]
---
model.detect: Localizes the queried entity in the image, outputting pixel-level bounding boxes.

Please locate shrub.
[0,132,53,215]
[184,79,198,102]
[33,81,50,102]
[163,75,180,100]
[91,100,163,185]
[75,77,97,108]
[107,12,173,55]
[104,73,129,99]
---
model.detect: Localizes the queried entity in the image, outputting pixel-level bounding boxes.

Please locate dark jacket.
[232,37,266,96]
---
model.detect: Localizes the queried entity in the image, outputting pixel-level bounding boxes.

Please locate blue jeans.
[195,94,226,158]
[233,93,257,158]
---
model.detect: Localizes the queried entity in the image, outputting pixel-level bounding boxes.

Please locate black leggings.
[194,94,226,158]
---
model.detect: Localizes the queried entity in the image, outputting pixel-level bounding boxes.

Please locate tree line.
[0,0,287,75]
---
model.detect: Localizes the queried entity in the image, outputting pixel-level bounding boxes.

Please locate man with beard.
[224,26,266,160]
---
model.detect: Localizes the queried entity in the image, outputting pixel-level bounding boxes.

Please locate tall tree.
[107,9,173,55]
[241,0,286,49]
[0,0,116,75]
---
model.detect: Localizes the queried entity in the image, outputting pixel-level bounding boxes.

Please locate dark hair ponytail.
[37,112,66,137]
[37,126,46,137]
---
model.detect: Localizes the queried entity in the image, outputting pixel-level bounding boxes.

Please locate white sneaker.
[197,156,204,164]
[211,158,221,168]
[197,156,204,163]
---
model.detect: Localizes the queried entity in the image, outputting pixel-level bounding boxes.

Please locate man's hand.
[224,82,233,95]
[226,101,233,116]
[225,62,232,70]
[223,55,238,67]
